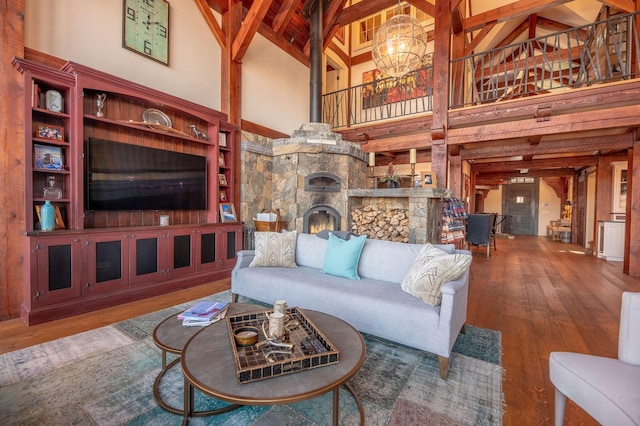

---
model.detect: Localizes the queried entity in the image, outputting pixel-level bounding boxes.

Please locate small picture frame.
[219,174,228,186]
[218,152,226,168]
[219,203,237,222]
[219,132,227,147]
[219,191,227,202]
[422,171,436,187]
[34,144,63,170]
[35,204,65,229]
[35,123,64,141]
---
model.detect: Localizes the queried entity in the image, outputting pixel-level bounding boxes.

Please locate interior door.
[502,181,539,235]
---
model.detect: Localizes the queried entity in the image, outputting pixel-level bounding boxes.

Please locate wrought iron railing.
[322,10,640,128]
[451,10,640,108]
[323,64,433,129]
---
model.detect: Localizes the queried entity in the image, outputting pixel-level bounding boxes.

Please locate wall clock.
[123,0,170,65]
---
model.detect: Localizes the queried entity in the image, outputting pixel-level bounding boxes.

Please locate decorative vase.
[41,200,55,231]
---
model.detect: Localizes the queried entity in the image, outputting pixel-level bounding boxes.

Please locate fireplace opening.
[303,205,341,234]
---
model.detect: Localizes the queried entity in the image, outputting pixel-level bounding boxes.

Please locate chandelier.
[371,5,427,78]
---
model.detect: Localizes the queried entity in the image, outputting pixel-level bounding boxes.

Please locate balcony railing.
[322,65,433,129]
[323,10,640,129]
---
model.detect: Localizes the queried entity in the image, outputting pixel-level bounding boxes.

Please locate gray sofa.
[231,232,471,379]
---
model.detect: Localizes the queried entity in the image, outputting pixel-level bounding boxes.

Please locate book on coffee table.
[178,301,229,325]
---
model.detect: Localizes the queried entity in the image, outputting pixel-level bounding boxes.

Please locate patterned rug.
[0,291,503,425]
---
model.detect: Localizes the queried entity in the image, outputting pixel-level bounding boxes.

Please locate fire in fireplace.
[303,205,341,234]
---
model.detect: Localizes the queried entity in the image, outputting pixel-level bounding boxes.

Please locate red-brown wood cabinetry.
[14,58,242,325]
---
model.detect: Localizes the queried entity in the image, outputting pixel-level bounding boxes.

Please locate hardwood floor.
[0,236,638,425]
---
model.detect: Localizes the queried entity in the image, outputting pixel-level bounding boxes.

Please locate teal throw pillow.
[322,233,367,280]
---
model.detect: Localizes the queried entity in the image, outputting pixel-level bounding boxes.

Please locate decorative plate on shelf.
[142,108,172,128]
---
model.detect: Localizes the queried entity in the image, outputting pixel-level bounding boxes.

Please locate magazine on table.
[178,301,229,326]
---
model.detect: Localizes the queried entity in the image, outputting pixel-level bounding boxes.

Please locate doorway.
[502,181,539,235]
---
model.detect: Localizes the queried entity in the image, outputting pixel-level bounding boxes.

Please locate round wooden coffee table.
[181,306,366,425]
[152,303,258,417]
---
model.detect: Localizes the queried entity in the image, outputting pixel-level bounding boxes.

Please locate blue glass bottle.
[41,200,55,231]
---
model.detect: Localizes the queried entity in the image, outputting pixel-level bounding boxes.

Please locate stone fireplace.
[240,123,451,244]
[240,123,368,235]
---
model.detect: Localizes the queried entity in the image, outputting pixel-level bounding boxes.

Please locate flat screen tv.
[85,138,207,211]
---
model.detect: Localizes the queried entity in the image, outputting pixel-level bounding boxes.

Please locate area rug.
[0,291,503,425]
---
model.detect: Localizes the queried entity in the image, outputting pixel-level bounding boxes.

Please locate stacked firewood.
[351,205,409,242]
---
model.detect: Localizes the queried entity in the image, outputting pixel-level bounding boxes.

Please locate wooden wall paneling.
[595,155,614,223]
[625,141,640,276]
[0,0,26,321]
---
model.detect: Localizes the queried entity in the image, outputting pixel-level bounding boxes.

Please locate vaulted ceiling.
[198,1,637,189]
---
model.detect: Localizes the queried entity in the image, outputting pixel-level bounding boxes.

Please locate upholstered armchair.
[549,292,640,425]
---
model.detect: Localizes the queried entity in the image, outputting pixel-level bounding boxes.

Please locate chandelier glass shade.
[372,13,427,78]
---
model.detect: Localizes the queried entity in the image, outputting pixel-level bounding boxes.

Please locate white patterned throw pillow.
[249,231,297,268]
[401,245,471,306]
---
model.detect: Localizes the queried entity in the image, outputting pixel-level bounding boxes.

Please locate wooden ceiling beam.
[273,0,301,35]
[322,0,349,50]
[232,0,273,62]
[359,132,432,153]
[464,21,496,55]
[471,155,598,172]
[461,134,633,160]
[406,0,436,18]
[477,168,577,180]
[464,0,572,32]
[335,0,398,27]
[537,16,587,40]
[448,104,640,145]
[599,0,636,14]
[194,0,226,49]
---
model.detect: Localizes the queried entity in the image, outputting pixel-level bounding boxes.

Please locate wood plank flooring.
[1,235,639,425]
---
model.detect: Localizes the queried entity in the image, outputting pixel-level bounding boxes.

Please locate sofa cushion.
[295,233,328,269]
[249,230,297,268]
[401,251,472,306]
[322,233,367,280]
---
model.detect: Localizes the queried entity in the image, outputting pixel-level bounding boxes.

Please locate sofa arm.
[438,267,470,355]
[232,250,255,275]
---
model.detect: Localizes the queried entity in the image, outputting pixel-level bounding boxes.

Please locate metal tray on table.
[226,307,339,383]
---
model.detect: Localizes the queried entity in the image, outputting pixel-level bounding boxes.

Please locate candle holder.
[410,163,416,188]
[369,166,377,188]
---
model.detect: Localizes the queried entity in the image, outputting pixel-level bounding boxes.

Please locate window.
[359,15,381,44]
[354,3,432,53]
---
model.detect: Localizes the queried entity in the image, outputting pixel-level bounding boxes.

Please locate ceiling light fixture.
[371,1,427,78]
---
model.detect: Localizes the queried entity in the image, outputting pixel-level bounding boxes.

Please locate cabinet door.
[196,228,219,272]
[31,236,83,306]
[166,228,197,279]
[220,225,243,269]
[128,231,166,285]
[84,233,129,294]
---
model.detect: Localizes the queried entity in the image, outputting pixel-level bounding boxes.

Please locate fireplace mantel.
[347,188,453,198]
[348,187,454,244]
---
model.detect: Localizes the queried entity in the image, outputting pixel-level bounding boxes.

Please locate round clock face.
[45,90,63,113]
[123,0,170,65]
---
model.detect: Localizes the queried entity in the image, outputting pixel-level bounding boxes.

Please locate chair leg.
[554,388,567,425]
[486,243,490,258]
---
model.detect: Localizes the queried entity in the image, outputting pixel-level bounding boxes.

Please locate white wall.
[24,0,308,134]
[242,35,309,135]
[538,179,561,235]
[484,187,502,215]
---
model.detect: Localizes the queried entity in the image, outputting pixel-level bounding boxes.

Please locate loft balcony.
[323,10,640,131]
